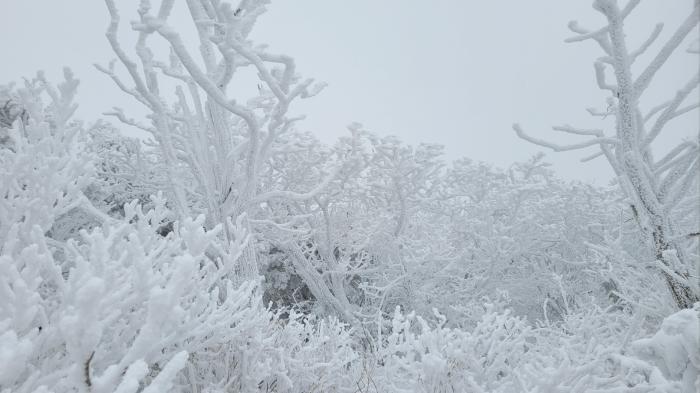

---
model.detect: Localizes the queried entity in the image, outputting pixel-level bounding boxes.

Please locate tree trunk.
[653,225,697,309]
[601,0,698,309]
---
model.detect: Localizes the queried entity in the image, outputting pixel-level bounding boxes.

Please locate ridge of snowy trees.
[1,0,698,392]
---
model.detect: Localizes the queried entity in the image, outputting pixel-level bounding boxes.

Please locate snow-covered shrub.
[0,69,96,247]
[517,304,637,392]
[588,235,678,318]
[515,303,699,393]
[366,303,535,392]
[84,121,162,218]
[269,312,358,392]
[0,70,351,393]
[405,155,619,326]
[1,191,254,392]
[2,185,361,392]
[629,304,699,392]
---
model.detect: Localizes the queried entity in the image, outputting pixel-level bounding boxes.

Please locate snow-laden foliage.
[0,195,360,392]
[514,304,699,393]
[364,303,535,392]
[0,71,357,393]
[0,70,95,246]
[2,0,698,392]
[630,305,700,391]
[84,121,161,217]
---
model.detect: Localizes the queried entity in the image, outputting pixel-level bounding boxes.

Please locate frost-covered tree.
[514,0,699,309]
[97,0,362,284]
[5,1,700,391]
[427,155,619,323]
[0,71,361,393]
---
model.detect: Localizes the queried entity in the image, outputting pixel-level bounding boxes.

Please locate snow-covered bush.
[629,304,700,392]
[363,303,535,392]
[0,70,97,246]
[84,121,161,218]
[1,189,360,392]
[0,91,254,390]
[0,71,364,393]
[269,312,358,392]
[514,303,699,393]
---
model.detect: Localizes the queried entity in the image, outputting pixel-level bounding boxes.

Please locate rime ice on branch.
[514,0,700,309]
[96,0,361,284]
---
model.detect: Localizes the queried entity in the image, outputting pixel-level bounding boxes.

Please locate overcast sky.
[1,1,697,183]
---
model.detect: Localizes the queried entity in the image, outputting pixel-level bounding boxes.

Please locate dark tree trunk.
[653,225,698,309]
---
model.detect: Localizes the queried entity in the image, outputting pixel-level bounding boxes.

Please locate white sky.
[1,1,697,183]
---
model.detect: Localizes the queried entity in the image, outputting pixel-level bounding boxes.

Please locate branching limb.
[104,107,155,133]
[513,123,618,152]
[654,141,697,172]
[103,0,162,112]
[94,61,152,109]
[629,23,663,62]
[250,164,342,204]
[580,151,606,162]
[594,62,617,92]
[633,4,700,96]
[565,0,640,50]
[552,124,605,137]
[643,72,699,147]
